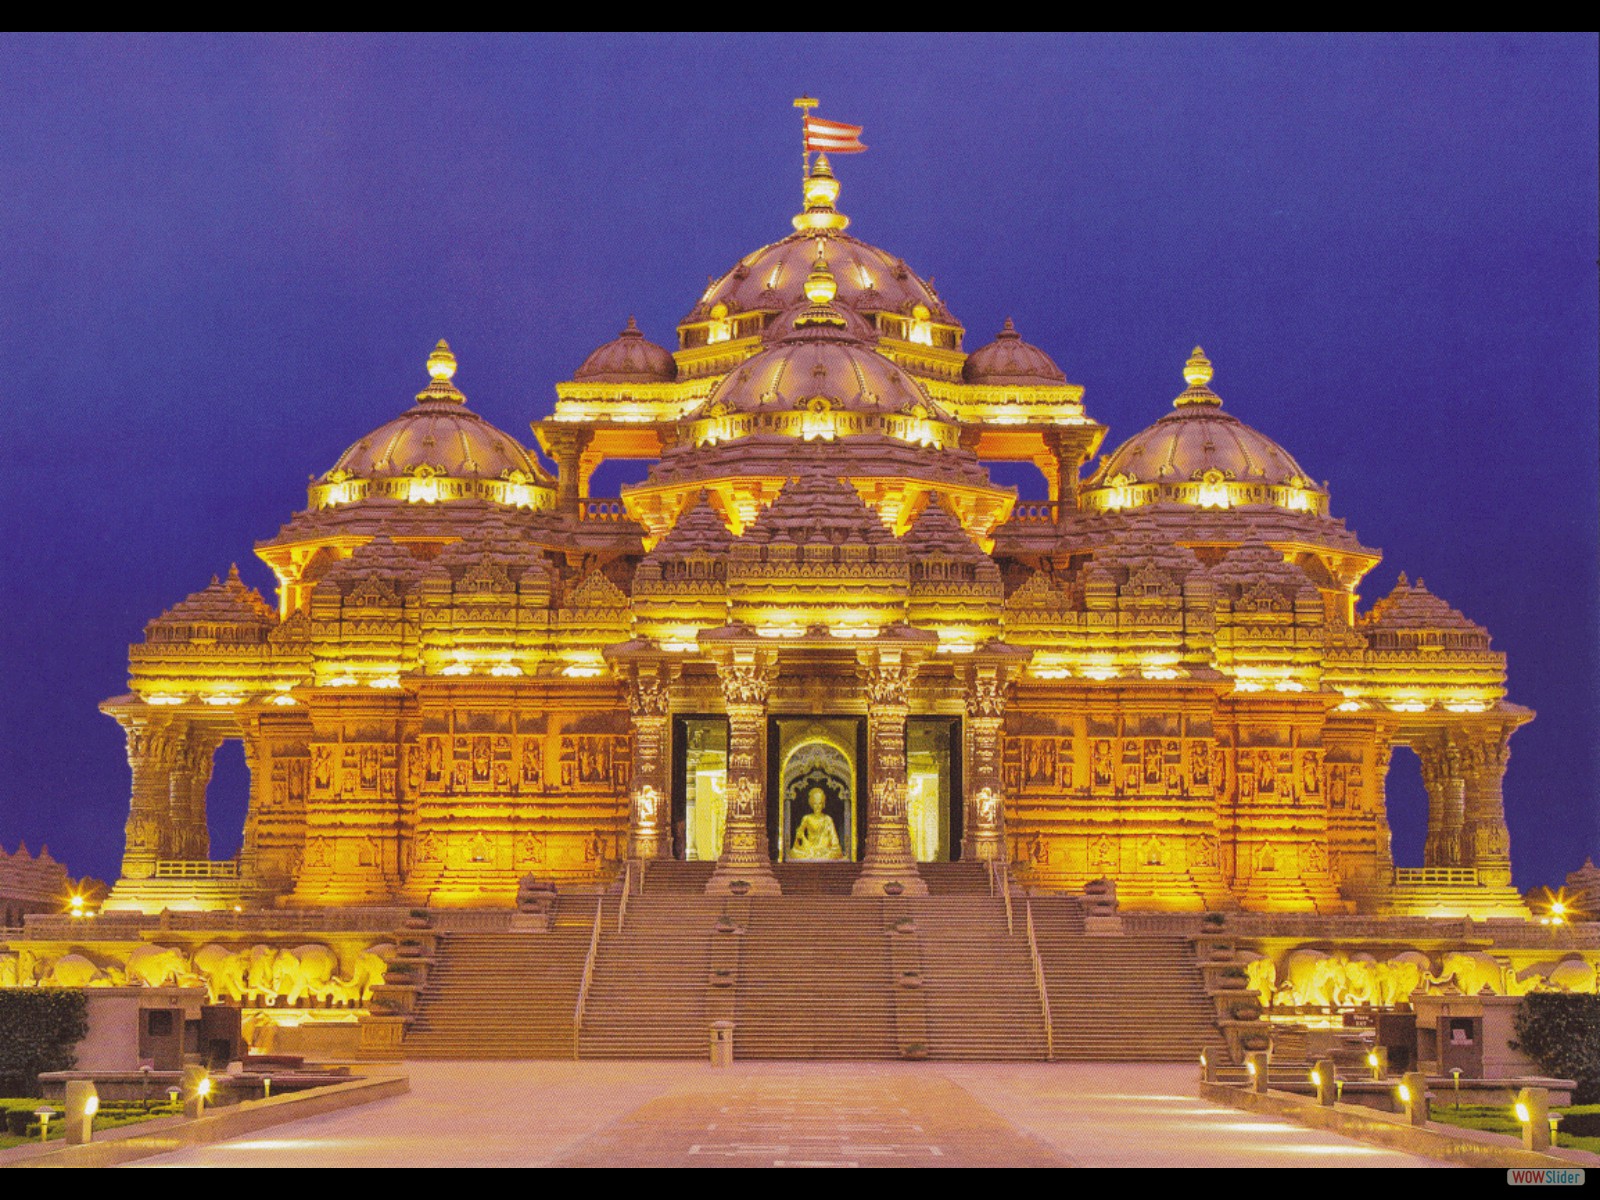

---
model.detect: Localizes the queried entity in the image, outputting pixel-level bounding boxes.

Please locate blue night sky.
[0,33,1595,890]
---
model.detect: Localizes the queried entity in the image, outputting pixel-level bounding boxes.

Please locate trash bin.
[710,1020,735,1067]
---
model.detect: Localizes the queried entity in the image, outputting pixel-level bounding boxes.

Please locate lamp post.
[1451,1067,1462,1108]
[31,1107,54,1145]
[1515,1088,1551,1151]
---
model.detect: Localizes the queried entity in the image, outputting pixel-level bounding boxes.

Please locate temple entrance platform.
[127,1061,1441,1167]
[401,870,1227,1063]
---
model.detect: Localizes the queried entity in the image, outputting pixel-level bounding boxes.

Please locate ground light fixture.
[31,1107,54,1144]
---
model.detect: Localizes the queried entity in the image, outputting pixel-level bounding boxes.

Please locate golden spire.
[793,155,849,233]
[417,339,466,404]
[1174,345,1222,408]
[795,245,846,329]
[804,245,837,305]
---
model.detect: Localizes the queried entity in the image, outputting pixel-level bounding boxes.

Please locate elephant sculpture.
[333,942,393,1004]
[124,944,188,988]
[1514,957,1598,995]
[1429,951,1508,996]
[192,943,250,1003]
[275,943,341,1005]
[1277,949,1341,1007]
[1239,952,1277,1007]
[1337,952,1382,1006]
[247,944,281,995]
[43,954,99,988]
[1373,951,1431,1006]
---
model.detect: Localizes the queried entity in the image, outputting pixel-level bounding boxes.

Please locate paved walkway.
[131,1061,1443,1168]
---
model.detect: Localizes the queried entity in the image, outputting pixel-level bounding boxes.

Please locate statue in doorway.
[790,787,845,860]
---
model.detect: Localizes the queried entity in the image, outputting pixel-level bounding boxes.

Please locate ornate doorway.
[772,718,861,862]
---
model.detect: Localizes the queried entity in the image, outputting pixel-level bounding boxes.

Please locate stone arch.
[780,736,855,862]
[1383,743,1429,868]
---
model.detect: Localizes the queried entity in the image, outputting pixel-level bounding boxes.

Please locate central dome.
[682,157,956,330]
[688,253,953,433]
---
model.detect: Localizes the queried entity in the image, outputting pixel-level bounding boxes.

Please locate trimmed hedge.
[0,990,89,1094]
[1511,994,1600,1104]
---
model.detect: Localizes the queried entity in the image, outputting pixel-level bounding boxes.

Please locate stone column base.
[705,862,782,896]
[852,863,928,897]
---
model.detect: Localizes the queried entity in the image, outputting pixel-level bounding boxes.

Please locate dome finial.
[804,244,837,305]
[1173,346,1221,408]
[428,339,457,381]
[794,155,849,233]
[418,340,466,404]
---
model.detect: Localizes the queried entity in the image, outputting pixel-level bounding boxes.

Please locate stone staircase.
[402,895,605,1058]
[399,867,1228,1063]
[578,895,721,1059]
[1028,895,1227,1062]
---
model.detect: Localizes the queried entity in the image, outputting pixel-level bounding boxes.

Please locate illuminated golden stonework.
[95,153,1531,918]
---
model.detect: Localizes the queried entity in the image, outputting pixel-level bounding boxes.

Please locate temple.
[98,151,1531,920]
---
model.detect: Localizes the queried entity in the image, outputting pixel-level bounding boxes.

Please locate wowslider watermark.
[1507,1169,1585,1186]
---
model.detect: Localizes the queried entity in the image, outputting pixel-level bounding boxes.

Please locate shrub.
[1511,995,1600,1104]
[0,990,89,1093]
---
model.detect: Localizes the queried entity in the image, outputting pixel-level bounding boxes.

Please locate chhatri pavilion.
[98,151,1531,919]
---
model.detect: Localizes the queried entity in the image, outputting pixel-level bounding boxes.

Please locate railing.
[617,862,632,933]
[1025,900,1054,1061]
[572,900,604,1059]
[1392,867,1481,887]
[153,860,239,878]
[1002,502,1060,525]
[998,863,1015,937]
[579,499,630,522]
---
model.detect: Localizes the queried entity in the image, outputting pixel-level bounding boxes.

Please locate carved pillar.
[117,716,178,881]
[1418,734,1466,867]
[1461,724,1514,887]
[853,655,929,896]
[706,660,781,895]
[1371,738,1395,880]
[1044,427,1099,522]
[542,426,595,518]
[962,669,1008,863]
[626,670,673,862]
[238,733,265,882]
[167,723,220,864]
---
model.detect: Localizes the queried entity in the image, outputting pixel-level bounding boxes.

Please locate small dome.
[963,319,1065,385]
[573,317,677,384]
[1083,348,1324,513]
[327,341,541,481]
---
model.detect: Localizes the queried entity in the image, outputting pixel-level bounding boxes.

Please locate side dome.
[313,342,551,510]
[1082,348,1326,515]
[573,317,677,383]
[963,319,1066,385]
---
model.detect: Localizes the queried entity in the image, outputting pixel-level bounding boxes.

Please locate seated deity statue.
[790,787,845,860]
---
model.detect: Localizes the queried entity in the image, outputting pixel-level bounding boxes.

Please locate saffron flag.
[805,116,867,154]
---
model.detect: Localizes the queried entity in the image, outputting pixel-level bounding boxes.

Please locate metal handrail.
[618,862,632,933]
[1026,899,1055,1061]
[572,900,604,1059]
[1000,863,1015,937]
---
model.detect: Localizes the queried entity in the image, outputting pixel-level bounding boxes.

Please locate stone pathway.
[130,1061,1442,1168]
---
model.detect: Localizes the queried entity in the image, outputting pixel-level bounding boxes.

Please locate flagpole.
[793,95,818,190]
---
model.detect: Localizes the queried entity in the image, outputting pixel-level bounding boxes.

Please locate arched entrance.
[774,720,860,862]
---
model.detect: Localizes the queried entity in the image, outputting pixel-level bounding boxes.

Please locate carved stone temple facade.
[100,155,1530,916]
